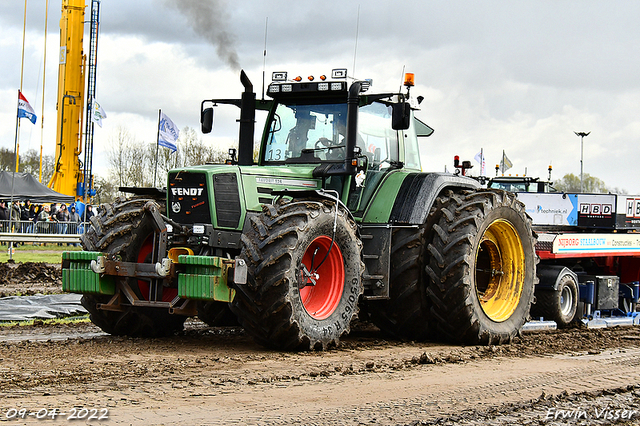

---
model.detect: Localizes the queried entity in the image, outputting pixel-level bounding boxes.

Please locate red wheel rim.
[299,236,344,320]
[137,235,178,302]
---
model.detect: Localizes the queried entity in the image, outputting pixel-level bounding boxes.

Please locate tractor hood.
[166,164,321,231]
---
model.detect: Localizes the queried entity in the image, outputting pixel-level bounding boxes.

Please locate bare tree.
[106,125,229,194]
[107,126,151,189]
[0,147,54,183]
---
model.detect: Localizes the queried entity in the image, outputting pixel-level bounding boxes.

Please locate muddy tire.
[230,199,363,351]
[81,198,185,337]
[531,274,579,328]
[197,301,238,327]
[426,189,536,345]
[367,227,435,341]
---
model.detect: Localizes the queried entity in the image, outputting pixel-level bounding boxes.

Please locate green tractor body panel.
[358,170,411,223]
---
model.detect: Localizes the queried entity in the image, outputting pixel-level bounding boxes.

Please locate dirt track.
[2,266,640,424]
[1,319,640,425]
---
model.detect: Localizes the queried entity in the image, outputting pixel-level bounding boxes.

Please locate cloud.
[2,0,640,193]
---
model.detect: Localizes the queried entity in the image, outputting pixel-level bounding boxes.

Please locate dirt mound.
[0,262,61,297]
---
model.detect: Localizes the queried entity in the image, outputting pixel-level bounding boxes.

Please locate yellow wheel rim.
[475,219,525,322]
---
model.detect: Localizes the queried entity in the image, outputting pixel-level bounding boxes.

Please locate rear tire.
[81,199,185,337]
[426,189,536,345]
[230,199,363,350]
[368,227,435,340]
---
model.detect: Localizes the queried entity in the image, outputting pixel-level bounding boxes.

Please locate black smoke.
[163,0,240,71]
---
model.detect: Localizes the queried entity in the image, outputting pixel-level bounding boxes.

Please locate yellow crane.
[48,0,86,198]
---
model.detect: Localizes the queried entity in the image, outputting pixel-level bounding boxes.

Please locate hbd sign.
[579,203,613,216]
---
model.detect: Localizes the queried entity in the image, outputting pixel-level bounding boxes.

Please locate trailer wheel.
[231,199,363,351]
[81,199,185,337]
[532,274,578,327]
[368,227,435,340]
[426,189,536,345]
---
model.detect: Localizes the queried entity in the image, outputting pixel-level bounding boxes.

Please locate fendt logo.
[579,203,612,216]
[171,187,204,196]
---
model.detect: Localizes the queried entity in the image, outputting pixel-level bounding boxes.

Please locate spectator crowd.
[0,200,95,234]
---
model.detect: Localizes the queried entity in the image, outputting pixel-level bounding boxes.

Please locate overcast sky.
[1,0,640,192]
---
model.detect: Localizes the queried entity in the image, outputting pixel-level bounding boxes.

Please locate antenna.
[261,17,268,100]
[352,5,360,77]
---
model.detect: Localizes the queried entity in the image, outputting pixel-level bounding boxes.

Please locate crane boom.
[48,0,86,198]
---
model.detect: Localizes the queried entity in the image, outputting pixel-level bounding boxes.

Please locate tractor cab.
[253,69,433,214]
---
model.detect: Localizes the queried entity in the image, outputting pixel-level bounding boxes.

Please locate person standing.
[69,206,80,233]
[0,201,7,233]
[56,204,70,236]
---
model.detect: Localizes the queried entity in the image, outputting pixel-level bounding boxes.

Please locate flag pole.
[39,0,50,182]
[9,90,22,261]
[480,147,484,176]
[154,109,161,187]
[16,0,29,174]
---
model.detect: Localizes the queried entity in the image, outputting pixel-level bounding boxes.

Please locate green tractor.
[62,69,537,350]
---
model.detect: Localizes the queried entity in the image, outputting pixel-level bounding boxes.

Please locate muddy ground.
[0,262,61,297]
[1,266,640,424]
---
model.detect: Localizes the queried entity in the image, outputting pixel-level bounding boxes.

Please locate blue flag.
[158,112,179,152]
[18,91,37,125]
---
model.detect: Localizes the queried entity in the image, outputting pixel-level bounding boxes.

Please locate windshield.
[264,103,348,163]
[262,100,404,167]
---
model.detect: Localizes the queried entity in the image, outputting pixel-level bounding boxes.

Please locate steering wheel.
[315,137,335,149]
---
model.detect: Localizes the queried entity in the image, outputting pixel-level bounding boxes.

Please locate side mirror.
[391,102,411,130]
[201,107,214,134]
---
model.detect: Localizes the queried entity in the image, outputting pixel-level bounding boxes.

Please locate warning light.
[308,75,314,81]
[404,73,415,87]
[294,76,302,82]
[320,75,327,81]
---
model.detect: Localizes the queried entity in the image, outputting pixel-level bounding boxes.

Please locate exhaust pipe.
[238,70,255,166]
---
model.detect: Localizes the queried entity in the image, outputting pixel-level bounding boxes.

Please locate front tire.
[81,199,185,337]
[230,199,363,350]
[197,301,238,326]
[426,189,536,345]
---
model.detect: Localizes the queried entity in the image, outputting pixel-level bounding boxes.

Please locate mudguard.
[389,173,480,224]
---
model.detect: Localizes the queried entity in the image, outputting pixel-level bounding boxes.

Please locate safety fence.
[0,220,86,244]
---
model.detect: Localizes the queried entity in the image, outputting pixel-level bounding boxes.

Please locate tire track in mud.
[166,349,640,425]
[25,348,633,425]
[2,323,640,424]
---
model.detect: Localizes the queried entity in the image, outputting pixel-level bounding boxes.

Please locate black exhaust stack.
[238,70,256,166]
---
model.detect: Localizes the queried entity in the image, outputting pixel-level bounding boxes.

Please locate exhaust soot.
[164,0,241,71]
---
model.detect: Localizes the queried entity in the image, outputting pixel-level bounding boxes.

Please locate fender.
[389,172,480,224]
[536,264,578,291]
